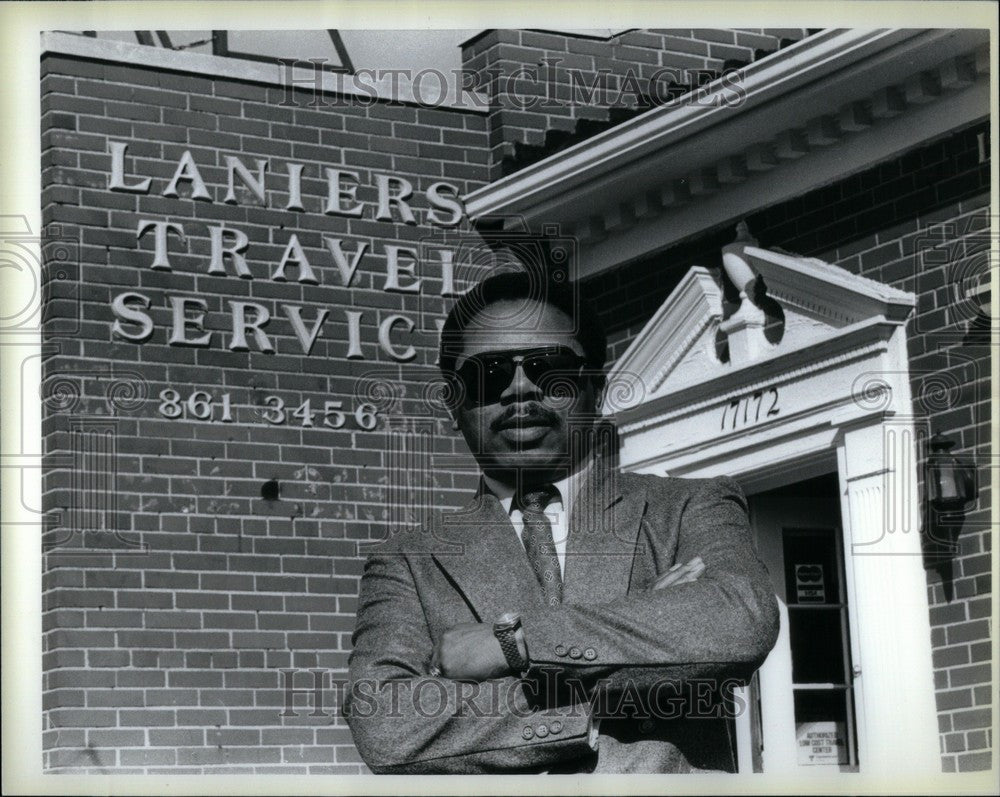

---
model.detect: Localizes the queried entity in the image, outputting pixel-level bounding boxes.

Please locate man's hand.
[650,556,705,590]
[431,558,705,681]
[432,623,509,681]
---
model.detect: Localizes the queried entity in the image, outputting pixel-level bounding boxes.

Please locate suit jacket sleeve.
[344,541,597,774]
[519,475,779,686]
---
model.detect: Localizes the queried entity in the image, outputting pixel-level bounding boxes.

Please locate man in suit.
[345,270,779,774]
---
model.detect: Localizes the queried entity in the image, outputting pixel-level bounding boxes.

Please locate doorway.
[736,472,861,774]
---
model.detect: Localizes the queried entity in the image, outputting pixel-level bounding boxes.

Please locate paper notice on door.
[795,563,826,603]
[796,721,848,765]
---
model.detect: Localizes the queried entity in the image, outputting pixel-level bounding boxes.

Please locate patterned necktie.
[515,484,563,606]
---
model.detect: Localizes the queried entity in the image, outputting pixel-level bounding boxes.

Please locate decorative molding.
[615,335,893,436]
[607,241,916,433]
[468,29,913,216]
[745,246,916,325]
[465,29,989,280]
[609,267,724,405]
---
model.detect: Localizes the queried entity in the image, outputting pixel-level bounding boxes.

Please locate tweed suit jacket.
[345,465,779,774]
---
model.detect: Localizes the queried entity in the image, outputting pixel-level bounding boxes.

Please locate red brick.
[207,728,261,746]
[48,747,116,768]
[120,748,177,766]
[145,689,199,706]
[946,620,990,645]
[88,650,130,667]
[950,664,991,688]
[118,590,175,609]
[119,710,177,727]
[175,709,227,725]
[969,642,991,663]
[88,688,145,708]
[49,708,117,728]
[957,751,992,771]
[936,689,973,711]
[951,708,991,731]
[88,730,146,747]
[232,632,285,649]
[149,729,205,746]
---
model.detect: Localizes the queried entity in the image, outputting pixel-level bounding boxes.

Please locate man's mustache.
[491,404,559,431]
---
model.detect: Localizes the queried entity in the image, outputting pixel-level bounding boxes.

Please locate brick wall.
[461,28,812,179]
[41,53,490,773]
[584,120,992,772]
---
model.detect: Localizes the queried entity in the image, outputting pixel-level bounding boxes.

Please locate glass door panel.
[741,472,860,773]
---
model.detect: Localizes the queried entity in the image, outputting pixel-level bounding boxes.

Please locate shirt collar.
[482,457,593,515]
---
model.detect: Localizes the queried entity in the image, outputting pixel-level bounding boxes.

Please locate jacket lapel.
[430,465,648,617]
[563,463,647,605]
[431,488,545,622]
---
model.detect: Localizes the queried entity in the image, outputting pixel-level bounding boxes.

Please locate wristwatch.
[493,611,528,672]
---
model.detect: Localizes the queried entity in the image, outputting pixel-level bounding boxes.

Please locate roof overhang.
[464,28,991,280]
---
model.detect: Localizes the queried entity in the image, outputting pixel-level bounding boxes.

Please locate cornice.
[745,246,916,325]
[465,28,989,279]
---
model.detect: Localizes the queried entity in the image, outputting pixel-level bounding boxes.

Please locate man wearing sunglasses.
[346,270,779,774]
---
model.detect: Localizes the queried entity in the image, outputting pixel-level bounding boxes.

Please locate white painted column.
[836,414,939,774]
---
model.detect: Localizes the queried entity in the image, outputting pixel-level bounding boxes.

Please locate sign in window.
[783,528,858,770]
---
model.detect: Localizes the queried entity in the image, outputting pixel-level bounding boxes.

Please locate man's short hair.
[438,270,608,379]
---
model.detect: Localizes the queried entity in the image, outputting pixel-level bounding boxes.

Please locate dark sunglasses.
[453,346,589,407]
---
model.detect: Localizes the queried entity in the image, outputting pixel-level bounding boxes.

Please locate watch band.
[493,613,528,672]
[495,626,526,671]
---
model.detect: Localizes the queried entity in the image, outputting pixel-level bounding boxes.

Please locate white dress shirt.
[483,473,571,579]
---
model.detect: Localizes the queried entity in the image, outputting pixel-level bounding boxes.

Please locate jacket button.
[639,719,655,734]
[549,720,563,734]
[535,724,549,738]
[522,726,534,740]
[569,647,582,659]
[554,644,567,657]
[583,648,597,660]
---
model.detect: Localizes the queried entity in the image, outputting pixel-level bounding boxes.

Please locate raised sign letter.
[427,181,463,227]
[271,234,318,285]
[108,141,151,193]
[375,174,416,224]
[223,156,268,206]
[162,150,211,200]
[168,296,212,347]
[324,237,368,287]
[379,314,416,361]
[228,301,274,352]
[384,245,421,293]
[111,292,154,341]
[208,225,252,278]
[324,168,364,217]
[284,305,330,356]
[136,220,186,271]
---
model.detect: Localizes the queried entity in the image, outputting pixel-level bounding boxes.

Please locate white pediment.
[746,245,915,326]
[605,241,916,413]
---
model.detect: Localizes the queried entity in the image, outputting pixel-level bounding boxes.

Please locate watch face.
[495,611,518,629]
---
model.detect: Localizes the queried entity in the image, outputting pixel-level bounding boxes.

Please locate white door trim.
[607,251,939,774]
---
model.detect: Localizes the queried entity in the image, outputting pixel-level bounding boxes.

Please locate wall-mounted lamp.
[926,432,978,511]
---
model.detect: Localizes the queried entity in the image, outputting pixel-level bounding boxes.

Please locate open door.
[736,472,860,773]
